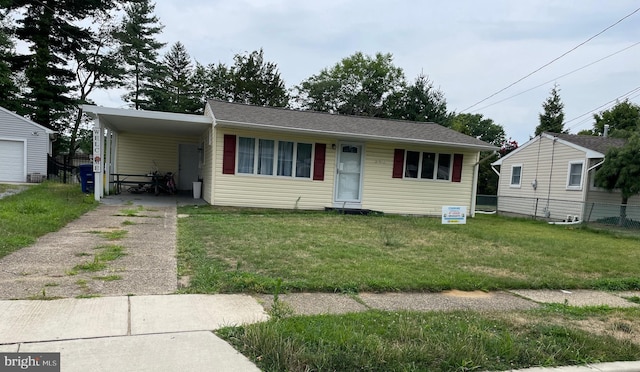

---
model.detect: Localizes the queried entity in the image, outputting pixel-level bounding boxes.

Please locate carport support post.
[93,119,103,201]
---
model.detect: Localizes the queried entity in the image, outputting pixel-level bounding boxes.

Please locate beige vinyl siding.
[212,128,335,210]
[362,143,477,215]
[497,136,587,219]
[116,132,199,188]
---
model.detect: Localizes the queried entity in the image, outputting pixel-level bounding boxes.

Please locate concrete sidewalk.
[0,294,268,372]
[1,291,639,371]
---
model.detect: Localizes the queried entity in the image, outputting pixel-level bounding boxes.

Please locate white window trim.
[236,136,314,179]
[510,164,522,188]
[403,150,453,182]
[566,160,584,191]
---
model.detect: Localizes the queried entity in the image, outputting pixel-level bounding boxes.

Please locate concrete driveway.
[0,202,179,300]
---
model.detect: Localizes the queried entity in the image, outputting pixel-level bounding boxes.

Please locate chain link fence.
[47,154,92,184]
[476,195,640,229]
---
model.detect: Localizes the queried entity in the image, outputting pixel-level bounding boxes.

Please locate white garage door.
[0,140,25,182]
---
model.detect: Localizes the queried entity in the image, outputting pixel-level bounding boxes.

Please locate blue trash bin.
[79,164,94,193]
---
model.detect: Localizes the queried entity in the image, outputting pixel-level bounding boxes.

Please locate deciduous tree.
[294,52,405,117]
[595,134,640,226]
[592,100,640,138]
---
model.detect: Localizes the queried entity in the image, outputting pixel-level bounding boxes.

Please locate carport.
[82,105,213,202]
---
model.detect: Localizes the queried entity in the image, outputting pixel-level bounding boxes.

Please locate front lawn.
[177,206,640,293]
[0,182,97,258]
[219,306,640,372]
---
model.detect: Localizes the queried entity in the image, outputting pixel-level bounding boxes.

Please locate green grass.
[218,308,640,372]
[92,275,122,281]
[177,207,640,293]
[74,245,126,273]
[0,182,97,258]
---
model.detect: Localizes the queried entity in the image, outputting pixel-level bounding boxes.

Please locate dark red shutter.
[392,149,405,178]
[452,153,463,182]
[222,134,236,174]
[313,143,326,181]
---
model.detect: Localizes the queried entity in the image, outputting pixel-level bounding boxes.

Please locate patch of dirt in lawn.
[572,316,640,345]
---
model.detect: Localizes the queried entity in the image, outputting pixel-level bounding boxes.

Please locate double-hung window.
[510,165,522,187]
[567,161,583,189]
[404,151,452,180]
[237,137,313,178]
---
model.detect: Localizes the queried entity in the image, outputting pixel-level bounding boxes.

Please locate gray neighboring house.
[492,132,637,222]
[0,106,54,182]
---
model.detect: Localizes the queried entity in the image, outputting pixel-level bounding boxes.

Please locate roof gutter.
[214,120,497,151]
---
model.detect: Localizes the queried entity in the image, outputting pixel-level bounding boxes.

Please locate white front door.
[334,143,363,207]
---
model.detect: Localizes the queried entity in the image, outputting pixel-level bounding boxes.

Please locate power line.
[471,41,640,113]
[565,86,640,131]
[461,6,640,112]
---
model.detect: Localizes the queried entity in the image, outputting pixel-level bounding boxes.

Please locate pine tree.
[113,0,165,110]
[6,0,120,130]
[535,84,565,135]
[230,49,288,107]
[146,42,201,113]
[0,10,19,112]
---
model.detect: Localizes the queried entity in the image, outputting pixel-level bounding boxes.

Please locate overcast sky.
[93,0,640,145]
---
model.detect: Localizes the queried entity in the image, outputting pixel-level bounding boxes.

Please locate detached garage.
[0,106,54,183]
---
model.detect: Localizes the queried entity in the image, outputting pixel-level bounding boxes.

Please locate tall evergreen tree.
[535,83,565,135]
[383,73,450,125]
[113,0,165,110]
[0,7,19,112]
[230,49,288,107]
[146,42,200,113]
[6,0,120,130]
[191,62,232,106]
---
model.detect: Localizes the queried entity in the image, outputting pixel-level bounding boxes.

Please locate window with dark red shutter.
[452,153,463,182]
[222,134,236,174]
[392,149,404,178]
[313,143,326,181]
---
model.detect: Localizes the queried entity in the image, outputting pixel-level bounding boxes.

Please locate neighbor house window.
[238,136,312,178]
[510,165,522,187]
[404,151,452,180]
[567,161,583,189]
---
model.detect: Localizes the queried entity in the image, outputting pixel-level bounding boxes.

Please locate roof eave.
[81,104,212,124]
[214,119,496,151]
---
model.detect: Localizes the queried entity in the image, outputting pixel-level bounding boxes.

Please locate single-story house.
[82,100,496,215]
[491,132,639,221]
[0,106,54,182]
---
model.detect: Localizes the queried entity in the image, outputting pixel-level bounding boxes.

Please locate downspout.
[470,152,480,217]
[545,136,557,218]
[583,159,605,222]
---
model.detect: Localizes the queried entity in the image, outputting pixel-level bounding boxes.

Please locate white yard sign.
[442,206,467,224]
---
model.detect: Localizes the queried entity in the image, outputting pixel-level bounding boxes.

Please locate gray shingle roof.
[208,100,496,150]
[548,132,626,154]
